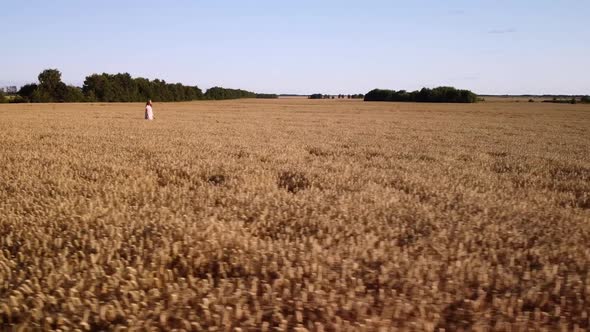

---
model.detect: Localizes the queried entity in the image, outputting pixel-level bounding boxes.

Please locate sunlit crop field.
[1,99,589,331]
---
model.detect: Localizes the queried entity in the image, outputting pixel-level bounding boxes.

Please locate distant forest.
[542,96,590,104]
[309,94,365,100]
[6,69,277,103]
[364,87,478,103]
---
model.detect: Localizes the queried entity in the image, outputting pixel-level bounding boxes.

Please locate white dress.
[145,105,154,120]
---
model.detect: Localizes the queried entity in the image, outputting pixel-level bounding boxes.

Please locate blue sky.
[1,0,588,95]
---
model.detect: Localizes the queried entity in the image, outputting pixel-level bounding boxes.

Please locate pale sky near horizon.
[1,0,588,95]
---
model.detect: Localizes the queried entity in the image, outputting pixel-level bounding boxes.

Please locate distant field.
[1,99,589,330]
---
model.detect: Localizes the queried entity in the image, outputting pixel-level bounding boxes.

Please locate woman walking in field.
[145,100,154,120]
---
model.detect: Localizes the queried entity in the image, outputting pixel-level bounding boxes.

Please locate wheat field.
[1,99,589,331]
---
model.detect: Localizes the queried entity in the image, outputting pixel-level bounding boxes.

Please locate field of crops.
[1,99,589,331]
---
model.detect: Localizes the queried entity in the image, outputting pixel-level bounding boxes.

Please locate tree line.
[308,87,476,103]
[542,96,590,104]
[10,69,276,103]
[5,69,584,105]
[308,94,365,99]
[203,87,277,100]
[364,87,478,103]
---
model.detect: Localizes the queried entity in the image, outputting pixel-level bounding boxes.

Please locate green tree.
[17,83,38,102]
[34,69,80,102]
[64,86,85,102]
[37,69,68,102]
[83,74,116,102]
[38,69,62,93]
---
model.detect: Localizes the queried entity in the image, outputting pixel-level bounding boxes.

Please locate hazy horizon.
[1,0,589,95]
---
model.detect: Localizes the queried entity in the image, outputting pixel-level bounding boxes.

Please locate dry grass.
[1,99,589,331]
